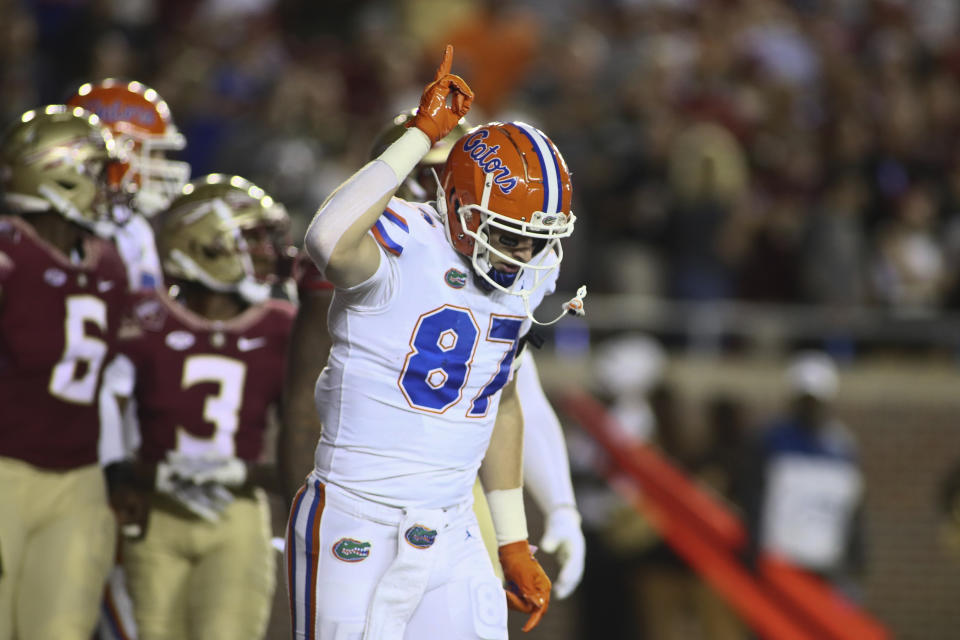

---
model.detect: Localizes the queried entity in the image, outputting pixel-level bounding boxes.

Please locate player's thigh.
[406,526,507,640]
[122,506,193,640]
[0,457,31,640]
[287,485,394,638]
[188,492,275,640]
[18,464,115,640]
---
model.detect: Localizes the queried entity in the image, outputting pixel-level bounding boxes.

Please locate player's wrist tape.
[378,127,431,183]
[485,487,529,546]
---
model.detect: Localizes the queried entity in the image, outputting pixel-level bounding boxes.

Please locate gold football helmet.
[155,174,274,302]
[213,174,294,283]
[369,110,470,200]
[0,105,119,236]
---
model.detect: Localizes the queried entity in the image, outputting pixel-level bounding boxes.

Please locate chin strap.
[523,285,587,327]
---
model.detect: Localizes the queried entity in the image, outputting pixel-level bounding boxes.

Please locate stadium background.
[4,0,960,637]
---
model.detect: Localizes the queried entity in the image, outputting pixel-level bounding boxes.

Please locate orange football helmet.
[68,79,189,216]
[438,121,575,300]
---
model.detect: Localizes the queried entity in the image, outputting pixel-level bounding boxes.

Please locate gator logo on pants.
[332,538,371,562]
[404,525,438,549]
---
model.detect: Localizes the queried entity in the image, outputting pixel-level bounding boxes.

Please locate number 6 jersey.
[0,216,130,469]
[314,198,558,509]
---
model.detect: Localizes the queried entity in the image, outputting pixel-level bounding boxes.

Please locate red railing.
[559,388,890,640]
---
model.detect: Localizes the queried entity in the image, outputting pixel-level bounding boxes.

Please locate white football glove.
[539,506,586,599]
[155,454,239,522]
[167,478,234,522]
[165,453,248,487]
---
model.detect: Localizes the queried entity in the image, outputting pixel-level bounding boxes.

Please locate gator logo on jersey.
[444,268,467,289]
[461,130,519,194]
[332,538,371,563]
[404,525,438,549]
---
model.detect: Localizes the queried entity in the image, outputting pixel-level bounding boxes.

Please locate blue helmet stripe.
[514,122,560,214]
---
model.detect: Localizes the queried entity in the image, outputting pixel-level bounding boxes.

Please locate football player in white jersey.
[286,46,583,639]
[68,79,190,640]
[280,111,585,607]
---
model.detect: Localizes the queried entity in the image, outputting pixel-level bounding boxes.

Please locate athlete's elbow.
[304,212,335,273]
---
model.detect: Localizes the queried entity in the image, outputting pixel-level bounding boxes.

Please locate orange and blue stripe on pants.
[286,479,325,639]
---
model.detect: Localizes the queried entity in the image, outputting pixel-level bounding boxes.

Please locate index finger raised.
[434,44,453,81]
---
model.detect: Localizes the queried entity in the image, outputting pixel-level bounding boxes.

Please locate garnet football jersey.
[120,291,294,464]
[293,251,333,299]
[0,215,130,469]
[313,198,559,509]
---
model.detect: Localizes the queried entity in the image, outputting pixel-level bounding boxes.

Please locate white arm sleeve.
[98,353,137,466]
[518,350,577,514]
[304,128,430,273]
[303,160,398,273]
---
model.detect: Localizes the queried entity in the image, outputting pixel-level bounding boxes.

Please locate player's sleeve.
[518,350,577,514]
[369,205,409,258]
[98,353,137,465]
[335,203,409,310]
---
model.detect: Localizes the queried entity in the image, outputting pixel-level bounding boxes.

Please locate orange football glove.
[408,44,474,144]
[498,540,552,632]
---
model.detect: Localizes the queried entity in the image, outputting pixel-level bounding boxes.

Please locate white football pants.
[286,475,507,640]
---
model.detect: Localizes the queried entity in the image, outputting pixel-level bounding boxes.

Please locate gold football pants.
[123,489,275,640]
[0,457,115,640]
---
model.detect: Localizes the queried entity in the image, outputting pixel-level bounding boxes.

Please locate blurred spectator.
[739,352,866,596]
[570,333,668,639]
[663,121,750,301]
[871,182,947,314]
[801,171,870,307]
[695,393,750,509]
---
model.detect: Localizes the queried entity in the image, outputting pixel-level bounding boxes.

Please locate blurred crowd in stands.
[4,0,960,316]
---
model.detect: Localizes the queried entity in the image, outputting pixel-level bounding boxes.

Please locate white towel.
[362,509,444,640]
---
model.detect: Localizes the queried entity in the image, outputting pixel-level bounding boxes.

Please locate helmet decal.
[461,130,518,194]
[78,98,159,129]
[513,122,563,215]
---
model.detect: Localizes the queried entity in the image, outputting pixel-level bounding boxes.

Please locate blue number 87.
[398,305,523,416]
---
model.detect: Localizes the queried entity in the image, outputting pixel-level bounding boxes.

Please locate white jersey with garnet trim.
[314,197,558,509]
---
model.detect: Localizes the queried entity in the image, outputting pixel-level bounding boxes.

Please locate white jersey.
[114,212,163,292]
[313,198,558,509]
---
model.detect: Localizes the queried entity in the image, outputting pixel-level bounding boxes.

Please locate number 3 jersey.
[119,291,294,464]
[0,215,130,469]
[314,198,559,509]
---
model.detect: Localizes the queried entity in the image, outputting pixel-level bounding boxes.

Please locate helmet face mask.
[439,122,575,298]
[68,79,190,216]
[1,105,121,237]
